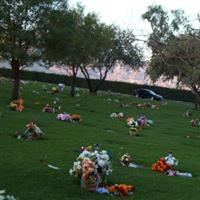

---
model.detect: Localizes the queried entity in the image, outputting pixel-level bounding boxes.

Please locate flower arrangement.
[136,103,146,109]
[190,118,200,127]
[126,117,139,135]
[0,190,16,200]
[137,116,154,127]
[70,146,137,195]
[51,86,59,94]
[120,153,133,167]
[152,153,191,177]
[71,114,82,122]
[126,116,153,136]
[107,184,135,196]
[58,83,65,92]
[164,153,178,166]
[24,122,44,140]
[57,113,81,122]
[126,117,137,127]
[69,145,112,190]
[152,157,172,173]
[57,113,71,121]
[110,112,124,119]
[182,110,192,117]
[8,98,24,112]
[43,104,55,113]
[120,153,143,168]
[151,104,161,109]
[127,116,153,129]
[136,102,161,110]
[81,158,101,191]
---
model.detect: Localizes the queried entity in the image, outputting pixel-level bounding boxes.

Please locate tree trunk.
[191,86,200,110]
[88,80,95,94]
[194,94,200,110]
[94,64,113,93]
[80,66,95,93]
[11,60,20,100]
[70,74,76,97]
[70,66,78,97]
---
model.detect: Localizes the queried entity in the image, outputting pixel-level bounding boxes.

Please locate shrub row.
[0,67,194,102]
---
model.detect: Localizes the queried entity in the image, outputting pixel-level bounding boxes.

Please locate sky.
[69,0,200,32]
[69,0,200,59]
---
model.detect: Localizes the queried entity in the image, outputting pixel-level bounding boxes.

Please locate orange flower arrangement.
[107,184,135,196]
[17,98,24,112]
[71,114,81,121]
[9,97,24,112]
[152,157,172,173]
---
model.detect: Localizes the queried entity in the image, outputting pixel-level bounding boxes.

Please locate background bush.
[0,67,194,102]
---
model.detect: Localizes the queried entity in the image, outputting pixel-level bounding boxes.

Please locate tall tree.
[143,5,200,109]
[0,0,68,100]
[79,13,144,93]
[39,5,86,96]
[41,5,143,95]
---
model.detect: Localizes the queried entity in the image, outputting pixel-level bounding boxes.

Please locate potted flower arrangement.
[69,146,112,191]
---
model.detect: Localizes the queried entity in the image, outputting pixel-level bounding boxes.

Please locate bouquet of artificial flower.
[164,153,178,166]
[8,98,24,112]
[190,118,200,127]
[107,184,135,196]
[57,113,71,121]
[25,122,44,140]
[69,146,112,190]
[152,153,192,178]
[81,158,101,191]
[137,116,153,127]
[57,113,81,122]
[120,153,144,168]
[43,104,55,113]
[51,86,59,94]
[127,116,153,129]
[110,112,124,119]
[152,157,172,173]
[120,153,133,167]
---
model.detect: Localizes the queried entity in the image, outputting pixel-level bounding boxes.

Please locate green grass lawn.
[0,79,200,200]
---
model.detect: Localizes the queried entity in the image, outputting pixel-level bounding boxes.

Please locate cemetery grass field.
[0,79,200,200]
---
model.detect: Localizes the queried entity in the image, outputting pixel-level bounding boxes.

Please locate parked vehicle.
[135,89,163,101]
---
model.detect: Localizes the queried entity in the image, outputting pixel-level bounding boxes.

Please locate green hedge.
[0,67,194,102]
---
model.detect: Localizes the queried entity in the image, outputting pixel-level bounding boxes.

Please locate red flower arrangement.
[151,157,172,173]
